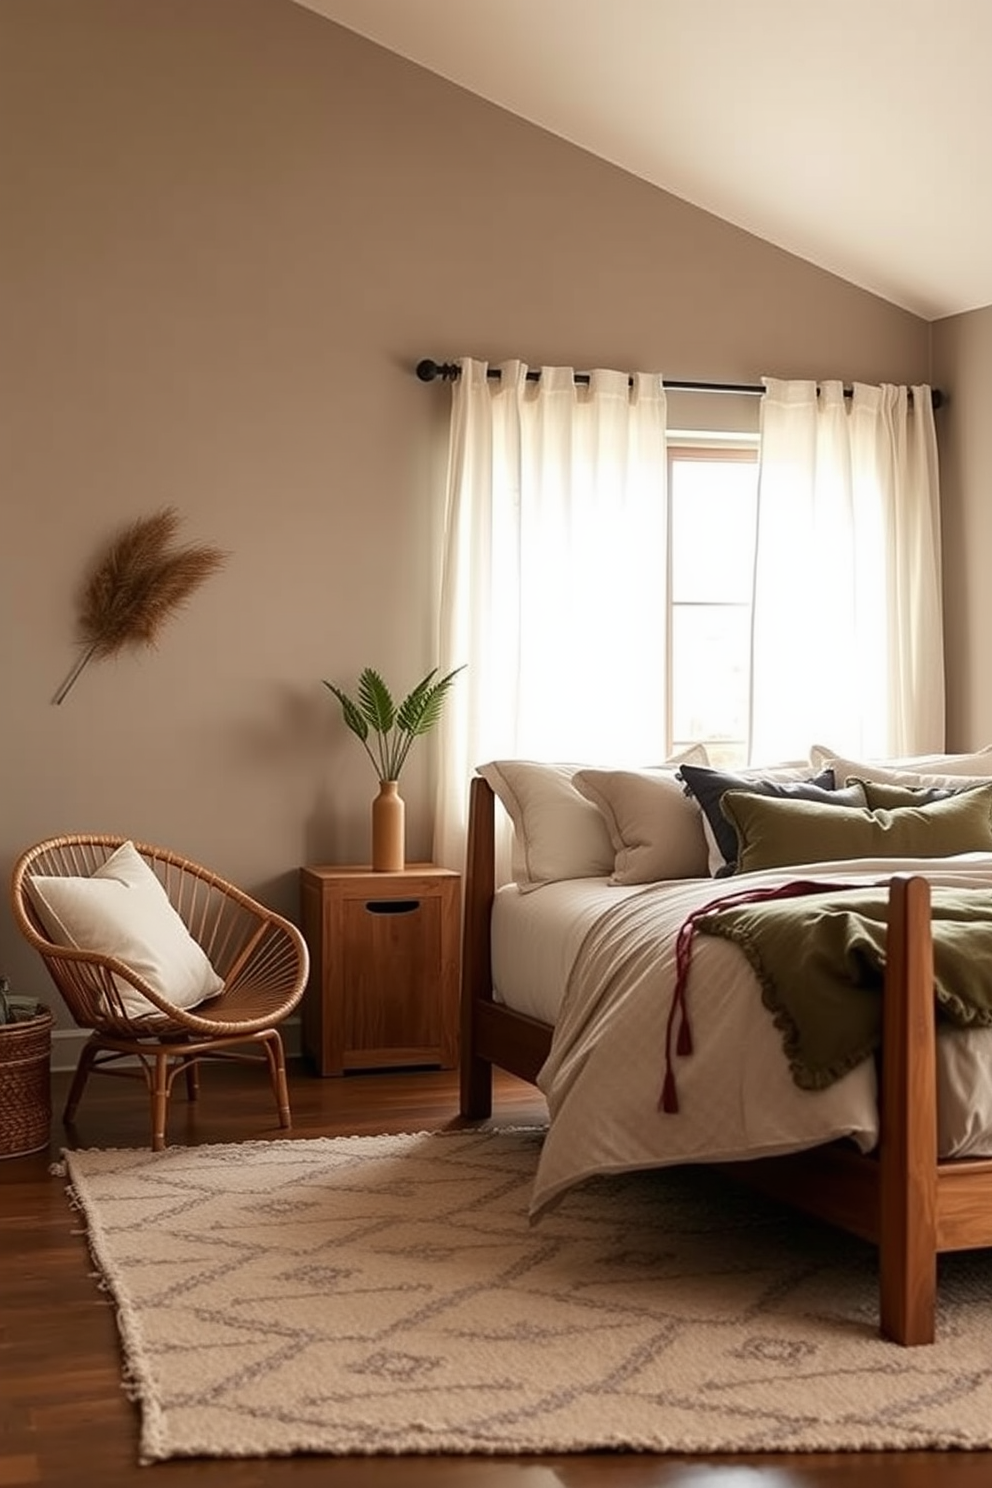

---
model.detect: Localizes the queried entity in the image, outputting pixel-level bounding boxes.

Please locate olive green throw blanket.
[695,886,992,1090]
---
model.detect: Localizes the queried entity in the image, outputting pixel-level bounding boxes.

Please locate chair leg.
[262,1032,292,1130]
[64,1039,100,1124]
[150,1051,170,1152]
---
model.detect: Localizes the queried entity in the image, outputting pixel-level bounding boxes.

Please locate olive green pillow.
[852,777,956,811]
[719,782,992,875]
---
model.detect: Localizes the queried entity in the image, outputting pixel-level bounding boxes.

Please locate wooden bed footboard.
[459,771,992,1344]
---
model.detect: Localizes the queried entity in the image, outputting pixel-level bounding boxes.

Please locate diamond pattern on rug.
[59,1129,992,1462]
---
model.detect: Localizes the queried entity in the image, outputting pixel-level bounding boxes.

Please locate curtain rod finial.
[416,359,460,382]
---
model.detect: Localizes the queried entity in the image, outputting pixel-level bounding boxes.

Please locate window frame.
[665,437,759,764]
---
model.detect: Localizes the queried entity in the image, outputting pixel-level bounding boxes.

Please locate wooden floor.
[2,1060,991,1487]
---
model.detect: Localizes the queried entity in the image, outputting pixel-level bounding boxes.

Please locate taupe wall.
[1,0,931,1028]
[932,305,992,750]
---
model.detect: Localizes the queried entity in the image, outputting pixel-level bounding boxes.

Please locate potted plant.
[323,665,464,871]
[0,977,55,1159]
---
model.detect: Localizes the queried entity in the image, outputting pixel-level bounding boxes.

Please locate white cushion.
[26,841,224,1019]
[809,750,992,794]
[477,746,709,890]
[571,767,710,883]
[810,743,992,778]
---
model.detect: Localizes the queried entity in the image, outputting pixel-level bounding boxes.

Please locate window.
[437,364,943,872]
[667,442,759,767]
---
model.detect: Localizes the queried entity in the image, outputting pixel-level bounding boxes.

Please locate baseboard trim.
[51,1027,89,1072]
[49,1016,303,1071]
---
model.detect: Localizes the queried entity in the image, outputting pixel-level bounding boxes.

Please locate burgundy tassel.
[659,875,880,1118]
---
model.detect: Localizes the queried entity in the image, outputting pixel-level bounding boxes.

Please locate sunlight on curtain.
[433,359,669,871]
[750,378,944,764]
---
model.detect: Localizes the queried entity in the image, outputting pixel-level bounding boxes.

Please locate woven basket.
[0,1005,55,1159]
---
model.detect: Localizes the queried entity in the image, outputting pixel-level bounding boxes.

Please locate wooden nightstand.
[299,864,461,1076]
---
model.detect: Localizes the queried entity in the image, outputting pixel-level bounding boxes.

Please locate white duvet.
[489,854,992,1216]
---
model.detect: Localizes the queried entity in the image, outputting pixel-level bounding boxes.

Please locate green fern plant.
[0,976,41,1026]
[323,665,464,781]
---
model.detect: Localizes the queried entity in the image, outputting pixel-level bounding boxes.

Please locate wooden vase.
[371,780,405,872]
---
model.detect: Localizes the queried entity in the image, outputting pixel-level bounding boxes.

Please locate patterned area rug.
[59,1128,992,1462]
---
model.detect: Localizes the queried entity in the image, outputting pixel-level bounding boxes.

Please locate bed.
[458,750,992,1346]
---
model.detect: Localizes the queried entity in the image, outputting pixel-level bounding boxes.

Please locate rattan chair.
[10,835,309,1151]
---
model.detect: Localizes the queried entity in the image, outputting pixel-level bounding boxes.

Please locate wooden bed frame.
[459,773,992,1345]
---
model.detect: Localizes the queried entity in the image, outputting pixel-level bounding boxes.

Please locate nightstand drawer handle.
[365,899,420,915]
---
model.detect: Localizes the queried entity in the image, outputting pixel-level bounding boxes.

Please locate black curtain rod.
[415,359,943,410]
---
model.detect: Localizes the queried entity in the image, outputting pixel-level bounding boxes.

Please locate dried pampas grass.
[52,508,228,704]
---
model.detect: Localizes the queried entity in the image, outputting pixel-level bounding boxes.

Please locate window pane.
[700,739,749,769]
[670,459,757,603]
[671,604,751,746]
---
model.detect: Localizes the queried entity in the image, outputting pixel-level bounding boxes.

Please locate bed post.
[460,774,496,1118]
[878,874,938,1345]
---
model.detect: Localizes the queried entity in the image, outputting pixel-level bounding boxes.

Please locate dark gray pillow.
[677,764,864,876]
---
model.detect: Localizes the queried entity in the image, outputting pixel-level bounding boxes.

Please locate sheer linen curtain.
[433,358,669,872]
[749,378,944,765]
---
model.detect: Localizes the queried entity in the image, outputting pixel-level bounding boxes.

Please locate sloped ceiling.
[291,0,992,322]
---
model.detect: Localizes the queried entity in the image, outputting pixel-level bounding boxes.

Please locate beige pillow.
[810,743,992,780]
[719,783,992,876]
[26,841,224,1019]
[821,757,992,796]
[571,767,709,883]
[477,746,709,890]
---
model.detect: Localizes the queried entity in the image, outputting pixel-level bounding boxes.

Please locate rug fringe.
[54,1144,170,1465]
[50,1126,549,1159]
[60,1183,86,1215]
